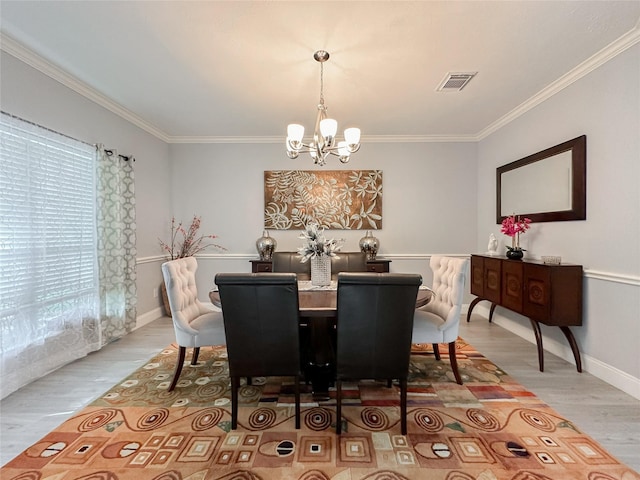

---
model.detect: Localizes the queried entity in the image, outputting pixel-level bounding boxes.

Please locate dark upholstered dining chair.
[214,272,302,430]
[335,272,422,435]
[162,257,226,392]
[272,252,311,280]
[331,252,367,279]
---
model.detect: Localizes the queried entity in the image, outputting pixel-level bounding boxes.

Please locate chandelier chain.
[319,62,325,106]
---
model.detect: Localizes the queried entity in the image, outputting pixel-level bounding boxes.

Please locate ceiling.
[1,1,639,143]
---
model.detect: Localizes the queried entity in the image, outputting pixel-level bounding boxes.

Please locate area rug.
[3,339,638,480]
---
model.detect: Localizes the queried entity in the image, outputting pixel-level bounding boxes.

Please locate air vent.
[436,72,477,92]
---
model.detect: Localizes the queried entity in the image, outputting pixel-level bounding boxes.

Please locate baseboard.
[580,352,640,401]
[474,305,640,401]
[135,307,164,330]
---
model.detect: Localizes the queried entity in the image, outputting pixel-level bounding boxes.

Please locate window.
[0,112,100,398]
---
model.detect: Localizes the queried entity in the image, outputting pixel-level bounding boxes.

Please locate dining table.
[209,280,434,400]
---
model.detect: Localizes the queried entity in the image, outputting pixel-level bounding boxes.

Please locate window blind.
[0,113,99,398]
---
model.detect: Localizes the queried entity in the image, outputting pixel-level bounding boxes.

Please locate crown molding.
[166,134,479,144]
[1,33,171,143]
[477,24,640,141]
[3,25,638,146]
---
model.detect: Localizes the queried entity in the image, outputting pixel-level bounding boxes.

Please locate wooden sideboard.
[467,254,583,372]
[250,258,391,273]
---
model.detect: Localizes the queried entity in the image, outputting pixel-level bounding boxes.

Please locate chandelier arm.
[289,142,360,155]
[346,143,361,154]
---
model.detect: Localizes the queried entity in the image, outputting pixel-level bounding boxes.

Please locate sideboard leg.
[560,326,583,373]
[488,303,498,323]
[466,297,483,322]
[529,319,544,372]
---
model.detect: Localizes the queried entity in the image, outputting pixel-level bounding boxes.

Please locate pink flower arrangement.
[501,214,532,252]
[159,215,225,259]
[500,215,532,238]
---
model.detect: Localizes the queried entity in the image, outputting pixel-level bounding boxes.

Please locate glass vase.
[311,255,331,286]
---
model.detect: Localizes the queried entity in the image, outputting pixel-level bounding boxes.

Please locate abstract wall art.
[264,170,382,230]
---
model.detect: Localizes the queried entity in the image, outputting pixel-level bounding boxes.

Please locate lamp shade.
[344,127,361,145]
[287,124,305,143]
[319,118,338,138]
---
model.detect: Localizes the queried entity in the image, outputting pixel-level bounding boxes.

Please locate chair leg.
[336,380,342,434]
[387,379,392,388]
[294,375,301,429]
[432,343,441,361]
[449,342,463,385]
[246,377,252,386]
[231,376,239,430]
[191,347,200,365]
[400,378,407,435]
[168,346,186,392]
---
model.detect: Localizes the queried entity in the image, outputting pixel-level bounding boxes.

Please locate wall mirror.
[496,135,586,223]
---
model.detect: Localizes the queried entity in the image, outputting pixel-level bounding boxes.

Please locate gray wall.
[166,141,478,296]
[476,44,640,394]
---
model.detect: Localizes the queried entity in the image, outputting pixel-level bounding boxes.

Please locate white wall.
[0,51,172,318]
[167,141,478,294]
[476,44,640,397]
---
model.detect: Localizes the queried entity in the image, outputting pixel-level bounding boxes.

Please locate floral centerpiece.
[298,223,344,286]
[500,214,532,259]
[297,222,344,262]
[159,215,225,259]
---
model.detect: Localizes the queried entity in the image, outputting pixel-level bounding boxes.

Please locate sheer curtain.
[0,114,138,399]
[96,145,137,344]
[0,113,100,398]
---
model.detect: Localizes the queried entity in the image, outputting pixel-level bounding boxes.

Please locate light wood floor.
[2,314,639,472]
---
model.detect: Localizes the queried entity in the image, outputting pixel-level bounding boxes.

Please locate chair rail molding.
[137,255,640,287]
[583,269,640,287]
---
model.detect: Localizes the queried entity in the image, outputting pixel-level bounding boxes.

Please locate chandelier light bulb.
[320,118,338,139]
[338,141,350,163]
[344,127,361,147]
[288,124,305,144]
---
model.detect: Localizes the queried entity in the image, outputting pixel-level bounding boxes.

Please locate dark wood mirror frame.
[496,135,586,223]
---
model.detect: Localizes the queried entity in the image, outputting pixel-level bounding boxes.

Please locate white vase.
[311,255,331,286]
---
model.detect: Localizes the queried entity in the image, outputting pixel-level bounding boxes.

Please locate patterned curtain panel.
[96,145,137,345]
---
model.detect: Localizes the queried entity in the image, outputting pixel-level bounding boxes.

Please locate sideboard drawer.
[250,260,273,273]
[366,259,391,273]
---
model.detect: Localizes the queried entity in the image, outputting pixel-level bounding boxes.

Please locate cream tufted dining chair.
[412,256,469,385]
[161,256,226,392]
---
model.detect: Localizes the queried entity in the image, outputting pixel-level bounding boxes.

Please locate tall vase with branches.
[158,215,225,315]
[159,215,225,259]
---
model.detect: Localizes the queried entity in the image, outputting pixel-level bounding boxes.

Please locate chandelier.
[286,50,361,166]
